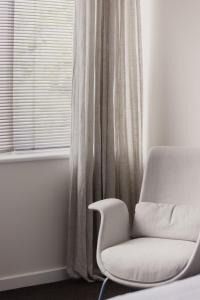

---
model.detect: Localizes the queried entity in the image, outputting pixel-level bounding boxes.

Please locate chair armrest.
[89,198,130,252]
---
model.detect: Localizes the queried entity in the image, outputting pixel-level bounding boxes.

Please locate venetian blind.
[0,0,74,153]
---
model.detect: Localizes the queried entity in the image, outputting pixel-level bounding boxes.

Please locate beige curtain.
[66,0,143,280]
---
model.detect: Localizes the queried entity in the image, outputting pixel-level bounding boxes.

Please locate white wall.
[0,158,69,290]
[141,0,200,159]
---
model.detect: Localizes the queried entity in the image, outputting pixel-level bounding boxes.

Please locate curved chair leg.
[98,278,109,300]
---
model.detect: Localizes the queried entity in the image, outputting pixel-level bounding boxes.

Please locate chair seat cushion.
[101,238,195,283]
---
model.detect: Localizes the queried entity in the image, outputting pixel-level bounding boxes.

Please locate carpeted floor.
[0,279,135,300]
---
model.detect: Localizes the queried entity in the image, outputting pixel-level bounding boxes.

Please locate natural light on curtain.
[0,0,74,153]
[67,0,143,280]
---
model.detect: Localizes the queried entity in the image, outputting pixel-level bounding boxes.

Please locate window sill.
[0,149,70,163]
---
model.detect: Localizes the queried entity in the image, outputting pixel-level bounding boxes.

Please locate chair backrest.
[140,147,200,205]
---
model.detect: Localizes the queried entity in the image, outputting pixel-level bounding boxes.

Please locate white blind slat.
[0,0,74,153]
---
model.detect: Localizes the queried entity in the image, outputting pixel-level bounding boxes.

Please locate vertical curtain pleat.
[67,0,143,280]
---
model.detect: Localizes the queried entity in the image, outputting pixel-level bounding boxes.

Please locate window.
[0,0,74,154]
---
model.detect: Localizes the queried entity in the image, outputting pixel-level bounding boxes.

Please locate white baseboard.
[0,266,69,292]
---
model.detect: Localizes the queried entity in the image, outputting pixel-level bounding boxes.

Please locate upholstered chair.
[89,147,200,300]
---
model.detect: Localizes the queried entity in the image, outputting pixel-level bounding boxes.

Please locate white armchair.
[89,147,200,299]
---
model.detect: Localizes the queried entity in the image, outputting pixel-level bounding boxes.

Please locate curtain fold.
[66,0,143,280]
